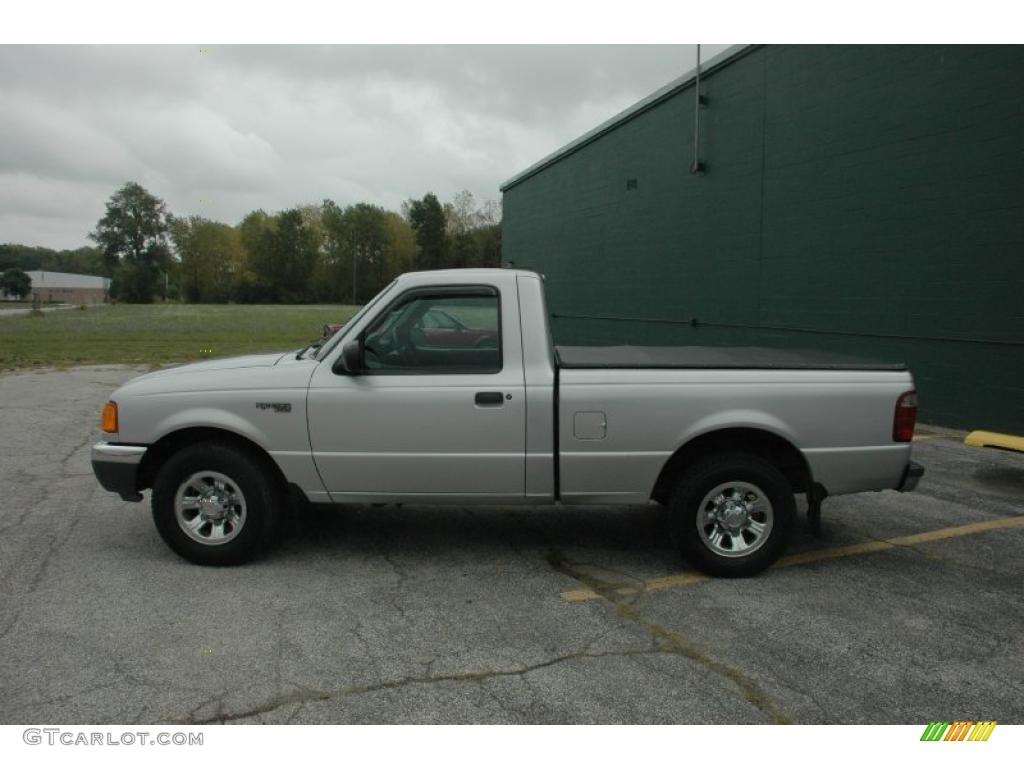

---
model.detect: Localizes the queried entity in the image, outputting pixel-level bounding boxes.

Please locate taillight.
[893,390,918,442]
[101,401,118,433]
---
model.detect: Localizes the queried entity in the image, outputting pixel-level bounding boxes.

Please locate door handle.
[474,391,504,406]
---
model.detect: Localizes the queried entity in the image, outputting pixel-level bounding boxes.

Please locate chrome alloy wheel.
[696,481,774,558]
[174,470,247,546]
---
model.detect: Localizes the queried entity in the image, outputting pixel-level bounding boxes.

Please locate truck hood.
[158,352,288,375]
[133,352,289,380]
[112,351,321,398]
[109,349,321,443]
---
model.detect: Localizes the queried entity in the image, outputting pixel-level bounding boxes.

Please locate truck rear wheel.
[668,453,795,577]
[151,442,282,566]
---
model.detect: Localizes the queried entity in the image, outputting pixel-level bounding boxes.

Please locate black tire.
[151,442,283,566]
[668,452,795,577]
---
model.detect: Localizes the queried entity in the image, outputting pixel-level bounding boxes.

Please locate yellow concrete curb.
[964,430,1024,453]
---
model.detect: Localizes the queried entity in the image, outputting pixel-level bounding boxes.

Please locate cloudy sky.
[0,44,732,250]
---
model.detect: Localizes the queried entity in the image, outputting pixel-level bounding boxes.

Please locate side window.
[363,291,501,373]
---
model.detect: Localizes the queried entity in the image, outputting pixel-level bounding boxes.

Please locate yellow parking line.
[561,570,710,602]
[891,515,1024,545]
[560,515,1024,602]
[775,539,893,567]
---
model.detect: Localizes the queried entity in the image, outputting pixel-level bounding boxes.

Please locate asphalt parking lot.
[1,365,1022,724]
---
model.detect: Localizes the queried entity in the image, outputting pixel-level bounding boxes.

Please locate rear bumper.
[897,460,925,492]
[91,442,147,502]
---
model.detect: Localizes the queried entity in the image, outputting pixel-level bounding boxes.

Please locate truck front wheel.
[151,442,282,566]
[668,453,795,577]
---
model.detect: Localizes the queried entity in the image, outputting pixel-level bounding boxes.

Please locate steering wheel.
[394,333,419,366]
[363,341,382,366]
[365,325,418,368]
[363,326,395,367]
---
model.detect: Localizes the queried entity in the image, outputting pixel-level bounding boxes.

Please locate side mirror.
[333,338,364,375]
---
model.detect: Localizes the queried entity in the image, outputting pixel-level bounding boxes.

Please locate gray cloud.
[0,44,730,249]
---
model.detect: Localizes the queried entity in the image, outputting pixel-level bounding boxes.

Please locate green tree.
[320,201,406,303]
[0,244,107,276]
[237,210,279,303]
[274,208,320,303]
[442,190,502,269]
[407,193,447,270]
[169,216,244,303]
[235,208,320,303]
[319,199,353,302]
[470,223,502,268]
[1,267,31,299]
[345,203,389,303]
[90,182,171,302]
[383,211,416,280]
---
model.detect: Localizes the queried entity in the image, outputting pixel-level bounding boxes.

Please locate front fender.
[148,407,272,451]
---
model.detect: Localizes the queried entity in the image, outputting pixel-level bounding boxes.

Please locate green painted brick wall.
[502,44,1024,433]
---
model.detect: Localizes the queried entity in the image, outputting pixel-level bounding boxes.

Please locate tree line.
[0,182,501,304]
[0,244,105,278]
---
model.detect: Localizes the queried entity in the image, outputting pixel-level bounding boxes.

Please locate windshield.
[312,280,398,361]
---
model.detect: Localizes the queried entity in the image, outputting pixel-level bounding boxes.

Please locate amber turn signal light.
[101,401,118,433]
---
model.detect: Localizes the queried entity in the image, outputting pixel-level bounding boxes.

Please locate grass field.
[0,303,360,370]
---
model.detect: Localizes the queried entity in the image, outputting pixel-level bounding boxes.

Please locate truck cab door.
[306,282,527,503]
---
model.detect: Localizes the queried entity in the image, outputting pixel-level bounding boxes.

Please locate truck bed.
[555,345,907,371]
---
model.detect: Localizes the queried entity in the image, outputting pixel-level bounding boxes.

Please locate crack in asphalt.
[60,430,95,474]
[0,516,83,643]
[180,690,229,724]
[172,686,331,725]
[0,470,47,536]
[166,586,792,726]
[503,507,791,723]
[338,608,389,684]
[376,551,412,625]
[170,648,659,724]
[544,548,793,725]
[381,551,410,592]
[343,646,658,696]
[479,677,530,721]
[273,609,285,692]
[0,420,94,538]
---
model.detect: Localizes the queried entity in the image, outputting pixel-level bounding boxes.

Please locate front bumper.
[91,442,147,502]
[897,460,925,492]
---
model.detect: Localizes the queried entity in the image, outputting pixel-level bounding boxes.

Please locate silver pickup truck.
[92,268,923,575]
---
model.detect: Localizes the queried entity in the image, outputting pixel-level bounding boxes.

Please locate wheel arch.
[137,426,288,494]
[651,427,813,505]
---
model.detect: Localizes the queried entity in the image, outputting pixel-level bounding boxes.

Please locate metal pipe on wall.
[691,44,705,174]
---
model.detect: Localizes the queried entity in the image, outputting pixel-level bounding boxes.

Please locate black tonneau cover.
[555,345,907,371]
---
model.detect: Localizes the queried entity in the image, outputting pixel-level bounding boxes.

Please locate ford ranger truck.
[91,268,924,576]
